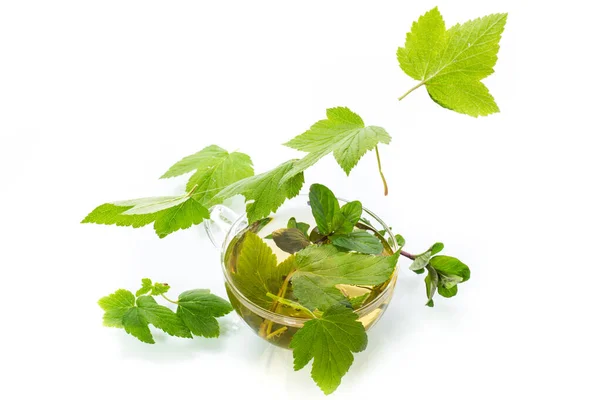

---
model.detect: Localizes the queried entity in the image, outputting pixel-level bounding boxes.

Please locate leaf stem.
[400,250,416,260]
[398,81,425,101]
[186,184,199,197]
[260,269,297,337]
[374,146,389,196]
[160,293,178,304]
[266,326,287,340]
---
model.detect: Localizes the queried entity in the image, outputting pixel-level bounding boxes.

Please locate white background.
[1,1,598,399]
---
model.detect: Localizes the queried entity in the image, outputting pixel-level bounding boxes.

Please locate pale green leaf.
[81,204,161,228]
[282,107,391,181]
[135,278,153,297]
[215,160,305,223]
[160,145,254,205]
[397,8,507,116]
[115,196,188,215]
[98,289,135,328]
[82,197,209,238]
[153,198,210,238]
[427,77,499,117]
[290,305,368,395]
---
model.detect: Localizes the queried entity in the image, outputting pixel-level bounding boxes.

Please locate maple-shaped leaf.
[291,245,399,311]
[281,107,391,182]
[82,197,209,238]
[397,7,507,117]
[290,305,368,394]
[215,160,305,223]
[228,231,295,310]
[160,145,254,205]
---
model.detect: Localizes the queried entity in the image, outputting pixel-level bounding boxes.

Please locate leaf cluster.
[98,279,232,343]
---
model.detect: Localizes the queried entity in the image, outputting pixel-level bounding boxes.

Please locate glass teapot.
[205,195,400,349]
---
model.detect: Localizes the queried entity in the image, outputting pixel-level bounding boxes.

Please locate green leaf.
[215,160,305,223]
[229,232,295,310]
[150,282,170,296]
[438,284,458,298]
[136,278,153,297]
[290,305,368,395]
[292,275,350,311]
[81,204,162,228]
[337,201,363,234]
[292,245,399,310]
[397,8,507,116]
[287,217,310,237]
[429,256,470,282]
[438,273,463,290]
[272,228,311,254]
[308,226,326,243]
[153,198,210,238]
[409,243,444,272]
[82,197,210,239]
[176,290,233,338]
[114,196,189,215]
[308,183,340,235]
[160,145,254,205]
[430,242,444,255]
[349,293,369,309]
[136,296,192,338]
[409,251,432,272]
[394,234,406,249]
[424,266,439,307]
[331,231,384,255]
[136,278,170,296]
[98,289,136,328]
[281,107,391,181]
[122,307,154,344]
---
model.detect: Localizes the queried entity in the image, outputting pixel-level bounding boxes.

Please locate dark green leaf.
[430,256,470,282]
[331,231,384,255]
[272,228,311,254]
[309,226,326,243]
[309,184,340,235]
[394,234,405,248]
[336,201,362,234]
[438,284,458,298]
[287,217,311,237]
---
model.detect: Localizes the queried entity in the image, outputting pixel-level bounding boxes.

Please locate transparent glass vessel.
[205,195,399,349]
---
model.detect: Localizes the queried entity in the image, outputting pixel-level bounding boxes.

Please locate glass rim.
[219,194,399,328]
